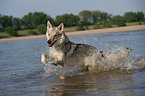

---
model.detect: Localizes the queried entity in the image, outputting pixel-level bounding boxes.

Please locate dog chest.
[50,47,64,61]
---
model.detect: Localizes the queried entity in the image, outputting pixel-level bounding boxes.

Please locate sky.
[0,0,145,18]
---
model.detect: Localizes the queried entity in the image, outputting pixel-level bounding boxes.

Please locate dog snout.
[47,40,51,44]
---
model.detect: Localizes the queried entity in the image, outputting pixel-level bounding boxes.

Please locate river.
[0,30,145,96]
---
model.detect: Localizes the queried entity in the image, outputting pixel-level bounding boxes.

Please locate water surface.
[0,30,145,96]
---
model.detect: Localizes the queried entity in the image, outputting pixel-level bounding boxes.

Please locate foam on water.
[109,46,145,69]
[44,45,145,77]
[44,64,84,77]
[89,45,145,72]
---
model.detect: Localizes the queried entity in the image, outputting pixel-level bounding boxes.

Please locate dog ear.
[47,20,52,28]
[57,23,64,32]
[46,21,52,39]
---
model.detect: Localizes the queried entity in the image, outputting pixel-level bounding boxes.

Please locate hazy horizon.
[0,0,145,18]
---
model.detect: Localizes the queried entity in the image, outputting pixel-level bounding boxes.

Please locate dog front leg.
[41,53,55,65]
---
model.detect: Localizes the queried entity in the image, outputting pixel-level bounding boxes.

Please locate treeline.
[0,10,145,36]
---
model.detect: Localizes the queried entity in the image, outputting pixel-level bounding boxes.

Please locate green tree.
[5,26,18,36]
[136,11,144,21]
[21,12,33,29]
[79,10,92,25]
[21,12,54,29]
[0,14,2,30]
[32,12,48,27]
[56,14,80,27]
[76,23,85,31]
[106,21,113,28]
[102,20,108,28]
[1,15,13,28]
[13,17,21,30]
[0,14,1,21]
[100,12,112,22]
[111,15,126,26]
[37,24,46,34]
[123,12,137,22]
[91,10,101,24]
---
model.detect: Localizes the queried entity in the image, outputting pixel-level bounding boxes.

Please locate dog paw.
[41,53,48,65]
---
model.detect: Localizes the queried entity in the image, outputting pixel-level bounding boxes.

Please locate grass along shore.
[0,21,145,38]
[0,25,145,41]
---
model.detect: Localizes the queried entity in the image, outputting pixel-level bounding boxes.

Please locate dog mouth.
[47,39,57,47]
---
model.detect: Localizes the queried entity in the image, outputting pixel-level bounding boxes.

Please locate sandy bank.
[0,25,145,42]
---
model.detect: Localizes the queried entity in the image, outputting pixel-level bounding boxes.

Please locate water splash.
[44,45,145,77]
[89,45,145,72]
[44,64,84,77]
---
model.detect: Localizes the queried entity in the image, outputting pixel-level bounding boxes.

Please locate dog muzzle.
[47,39,57,47]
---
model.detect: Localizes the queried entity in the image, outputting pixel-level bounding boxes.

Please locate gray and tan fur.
[41,20,104,71]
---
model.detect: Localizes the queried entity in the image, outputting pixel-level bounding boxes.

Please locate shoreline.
[0,25,145,42]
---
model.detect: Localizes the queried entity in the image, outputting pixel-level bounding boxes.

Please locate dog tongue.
[47,39,57,47]
[48,44,52,47]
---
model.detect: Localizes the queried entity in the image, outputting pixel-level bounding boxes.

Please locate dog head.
[46,20,66,47]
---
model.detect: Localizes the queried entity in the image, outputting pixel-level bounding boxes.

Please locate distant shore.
[0,25,145,42]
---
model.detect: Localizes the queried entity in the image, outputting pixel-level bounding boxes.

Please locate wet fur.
[41,21,102,71]
[41,21,133,71]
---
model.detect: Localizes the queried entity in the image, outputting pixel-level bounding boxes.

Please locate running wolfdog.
[41,20,104,71]
[41,20,131,71]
